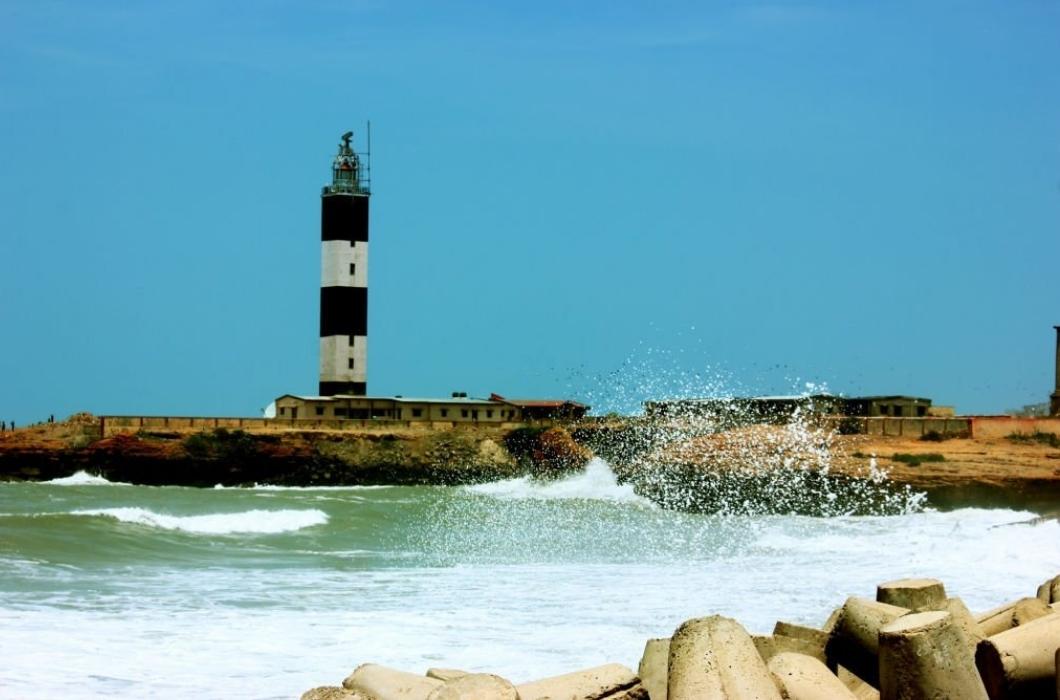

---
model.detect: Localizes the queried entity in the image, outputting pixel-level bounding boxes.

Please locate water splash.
[466,458,650,504]
[617,407,926,515]
[565,353,926,516]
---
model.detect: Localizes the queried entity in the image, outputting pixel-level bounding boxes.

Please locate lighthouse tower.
[319,131,370,396]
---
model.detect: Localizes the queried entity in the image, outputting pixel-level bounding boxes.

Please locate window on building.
[334,408,347,417]
[279,407,286,416]
[349,263,356,275]
[461,410,468,418]
[349,335,355,346]
[315,407,324,416]
[917,406,927,417]
[486,410,493,418]
[440,409,448,417]
[412,409,422,418]
[472,410,479,419]
[348,358,355,369]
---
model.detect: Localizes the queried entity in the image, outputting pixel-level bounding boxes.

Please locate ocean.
[1,459,1058,698]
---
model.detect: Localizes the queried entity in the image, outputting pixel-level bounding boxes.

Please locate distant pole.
[1052,326,1060,416]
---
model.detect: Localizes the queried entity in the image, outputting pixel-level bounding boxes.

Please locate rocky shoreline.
[302,574,1060,700]
[2,414,1060,513]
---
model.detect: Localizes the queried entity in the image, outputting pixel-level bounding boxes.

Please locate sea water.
[1,459,1058,698]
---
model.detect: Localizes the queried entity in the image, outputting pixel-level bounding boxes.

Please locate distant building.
[644,395,934,423]
[274,393,589,423]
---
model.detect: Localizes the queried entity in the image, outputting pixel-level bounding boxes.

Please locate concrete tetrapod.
[667,615,782,700]
[878,610,988,700]
[753,635,826,664]
[767,652,857,700]
[837,667,880,700]
[637,638,669,700]
[976,611,1060,700]
[773,621,830,658]
[1037,574,1060,605]
[516,663,646,700]
[425,673,517,700]
[977,597,1052,637]
[876,578,947,612]
[343,664,443,700]
[942,597,986,654]
[826,597,909,688]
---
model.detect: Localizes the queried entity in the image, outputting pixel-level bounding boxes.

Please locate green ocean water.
[1,462,1057,699]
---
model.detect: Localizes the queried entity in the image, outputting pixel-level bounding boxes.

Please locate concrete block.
[876,578,947,612]
[343,663,443,700]
[301,687,363,700]
[1036,574,1060,604]
[516,663,645,700]
[768,652,857,700]
[837,667,880,700]
[637,638,669,700]
[978,597,1052,637]
[425,673,517,700]
[944,597,986,654]
[822,607,843,635]
[753,634,826,664]
[426,668,469,682]
[826,597,909,688]
[879,610,988,700]
[773,621,830,658]
[976,612,1060,700]
[667,615,782,700]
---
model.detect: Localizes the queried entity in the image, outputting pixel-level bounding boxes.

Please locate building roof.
[489,394,589,409]
[275,393,505,405]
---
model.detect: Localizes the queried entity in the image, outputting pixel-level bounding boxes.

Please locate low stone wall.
[100,415,533,438]
[969,416,1060,440]
[820,416,972,438]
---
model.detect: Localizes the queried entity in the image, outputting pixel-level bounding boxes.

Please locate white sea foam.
[467,458,650,504]
[212,483,392,491]
[70,507,328,534]
[44,471,130,486]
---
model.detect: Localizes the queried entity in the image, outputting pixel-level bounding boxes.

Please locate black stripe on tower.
[319,381,367,396]
[320,287,367,336]
[321,195,369,242]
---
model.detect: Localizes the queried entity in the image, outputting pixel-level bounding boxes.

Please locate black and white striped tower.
[319,130,370,396]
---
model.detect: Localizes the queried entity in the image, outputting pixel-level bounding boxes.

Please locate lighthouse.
[319,130,370,396]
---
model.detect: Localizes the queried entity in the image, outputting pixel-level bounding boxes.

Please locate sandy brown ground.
[833,433,1060,490]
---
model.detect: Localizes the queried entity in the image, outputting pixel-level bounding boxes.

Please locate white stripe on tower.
[319,130,370,396]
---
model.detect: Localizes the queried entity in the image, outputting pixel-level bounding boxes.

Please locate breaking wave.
[69,507,329,534]
[44,471,129,486]
[466,458,650,504]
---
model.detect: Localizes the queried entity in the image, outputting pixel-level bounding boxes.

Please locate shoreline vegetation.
[301,574,1060,700]
[2,413,1060,513]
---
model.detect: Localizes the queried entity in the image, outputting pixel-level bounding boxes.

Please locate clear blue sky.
[1,1,1058,422]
